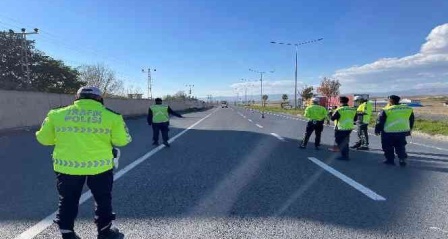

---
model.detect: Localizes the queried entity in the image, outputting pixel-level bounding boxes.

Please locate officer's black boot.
[383,159,395,165]
[350,142,361,149]
[98,227,123,239]
[62,232,81,239]
[399,158,407,167]
[357,146,369,150]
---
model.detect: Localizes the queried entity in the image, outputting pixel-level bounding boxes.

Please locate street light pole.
[186,84,194,98]
[294,45,298,108]
[241,79,250,105]
[271,38,323,109]
[249,69,273,118]
[142,68,156,99]
[9,28,39,84]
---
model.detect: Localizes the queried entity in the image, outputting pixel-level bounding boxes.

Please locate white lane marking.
[430,227,448,234]
[409,142,448,152]
[243,115,246,118]
[308,157,386,201]
[248,119,253,122]
[14,111,216,239]
[270,133,285,142]
[256,124,264,128]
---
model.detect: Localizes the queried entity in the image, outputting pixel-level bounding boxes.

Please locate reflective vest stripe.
[336,106,357,131]
[151,105,169,123]
[384,105,413,133]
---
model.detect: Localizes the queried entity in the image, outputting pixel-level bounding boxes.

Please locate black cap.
[339,96,349,104]
[155,98,162,103]
[388,95,400,103]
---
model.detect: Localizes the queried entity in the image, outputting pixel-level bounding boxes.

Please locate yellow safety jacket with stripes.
[304,104,328,121]
[36,99,132,175]
[357,101,373,124]
[383,104,413,133]
[335,106,357,131]
[150,105,170,123]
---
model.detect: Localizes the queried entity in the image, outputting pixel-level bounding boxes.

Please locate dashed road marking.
[308,157,386,201]
[256,124,264,128]
[270,133,286,142]
[248,119,253,122]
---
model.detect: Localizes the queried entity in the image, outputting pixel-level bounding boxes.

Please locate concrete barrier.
[0,90,208,130]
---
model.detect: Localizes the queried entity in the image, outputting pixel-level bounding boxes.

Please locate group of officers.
[300,95,415,165]
[34,85,415,239]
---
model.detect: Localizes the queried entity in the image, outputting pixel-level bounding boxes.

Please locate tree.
[0,31,83,93]
[173,91,187,100]
[299,85,314,105]
[78,64,123,96]
[282,94,289,102]
[30,52,84,94]
[262,94,268,107]
[317,77,341,107]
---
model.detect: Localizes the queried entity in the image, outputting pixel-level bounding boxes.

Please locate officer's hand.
[375,132,380,136]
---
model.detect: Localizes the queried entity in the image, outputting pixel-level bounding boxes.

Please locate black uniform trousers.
[301,120,324,147]
[335,130,352,158]
[381,133,408,162]
[152,122,169,143]
[55,169,115,233]
[355,124,369,147]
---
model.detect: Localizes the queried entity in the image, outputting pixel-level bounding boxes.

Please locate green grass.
[245,105,304,116]
[369,114,448,136]
[413,119,448,136]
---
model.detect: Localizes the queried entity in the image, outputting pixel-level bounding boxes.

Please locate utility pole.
[142,68,156,99]
[241,79,249,105]
[271,38,323,108]
[249,69,274,118]
[8,28,39,84]
[186,84,194,98]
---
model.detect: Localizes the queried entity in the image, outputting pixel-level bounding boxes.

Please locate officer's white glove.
[112,148,121,169]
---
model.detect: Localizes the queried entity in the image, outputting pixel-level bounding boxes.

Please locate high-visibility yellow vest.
[383,104,413,133]
[357,101,373,124]
[304,104,328,121]
[335,106,357,131]
[150,105,169,123]
[36,99,132,175]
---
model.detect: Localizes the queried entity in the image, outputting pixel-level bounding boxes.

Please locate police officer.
[375,95,414,166]
[331,96,357,160]
[147,98,183,147]
[36,86,132,239]
[351,96,373,150]
[300,98,328,150]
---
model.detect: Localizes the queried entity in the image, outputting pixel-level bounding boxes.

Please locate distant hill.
[206,87,448,102]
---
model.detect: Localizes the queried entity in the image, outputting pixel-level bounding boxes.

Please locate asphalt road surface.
[2,106,448,239]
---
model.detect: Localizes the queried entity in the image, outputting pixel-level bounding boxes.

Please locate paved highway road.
[1,106,448,239]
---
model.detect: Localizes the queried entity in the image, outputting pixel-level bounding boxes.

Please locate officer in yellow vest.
[351,96,373,150]
[375,95,414,166]
[300,98,328,150]
[147,98,183,147]
[36,86,132,239]
[330,96,357,160]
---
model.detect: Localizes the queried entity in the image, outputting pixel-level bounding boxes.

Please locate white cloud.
[333,23,448,93]
[229,80,309,96]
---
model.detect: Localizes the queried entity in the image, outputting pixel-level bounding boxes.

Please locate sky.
[1,0,448,99]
